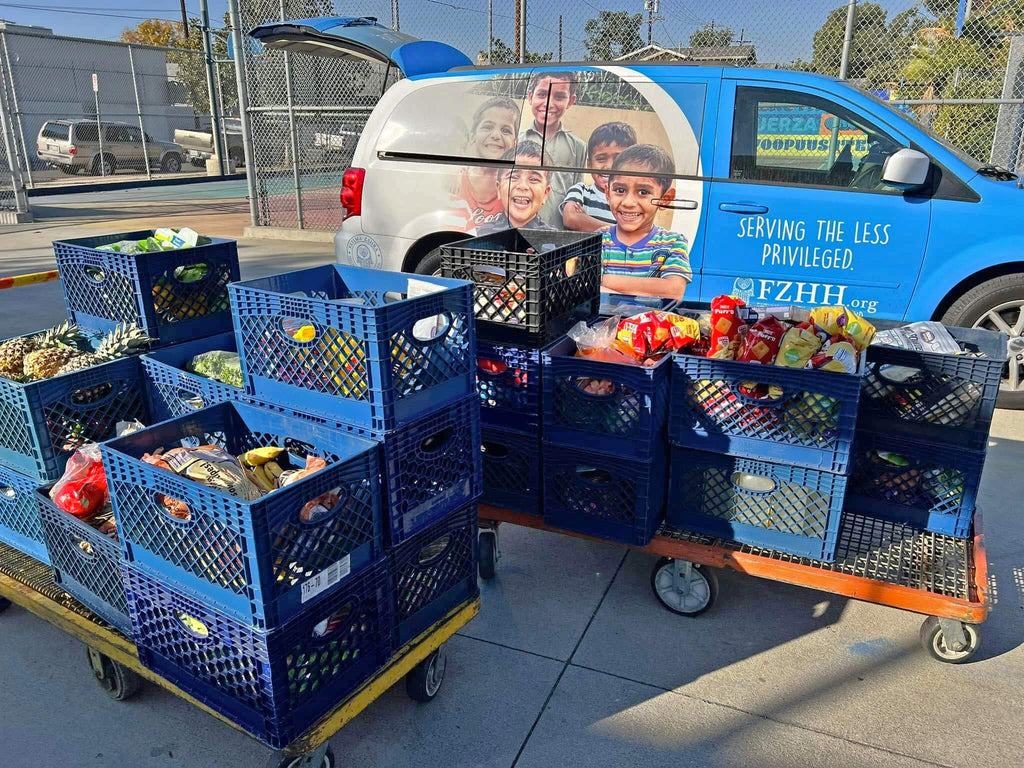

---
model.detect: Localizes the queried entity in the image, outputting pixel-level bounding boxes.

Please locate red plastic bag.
[49,444,108,520]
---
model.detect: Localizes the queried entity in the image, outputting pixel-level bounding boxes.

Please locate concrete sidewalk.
[0,196,1022,768]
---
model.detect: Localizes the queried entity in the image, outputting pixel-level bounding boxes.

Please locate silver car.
[36,120,184,175]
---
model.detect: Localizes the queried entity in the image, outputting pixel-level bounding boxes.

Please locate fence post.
[200,0,226,175]
[127,45,153,180]
[280,0,303,228]
[227,0,258,227]
[216,60,230,169]
[392,0,400,31]
[839,0,857,80]
[1,32,32,188]
[0,38,29,220]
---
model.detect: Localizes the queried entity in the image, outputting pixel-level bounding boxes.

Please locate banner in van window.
[756,105,871,162]
[368,67,705,295]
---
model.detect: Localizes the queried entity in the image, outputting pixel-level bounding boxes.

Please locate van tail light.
[340,167,364,220]
[68,146,77,155]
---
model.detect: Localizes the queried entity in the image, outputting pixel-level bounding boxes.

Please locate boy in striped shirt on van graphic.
[600,144,691,302]
[560,121,637,232]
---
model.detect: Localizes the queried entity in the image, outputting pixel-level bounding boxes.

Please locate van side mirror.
[881,148,930,189]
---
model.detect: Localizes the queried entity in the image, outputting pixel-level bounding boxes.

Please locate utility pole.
[488,0,492,63]
[392,0,399,31]
[558,14,562,62]
[200,0,225,175]
[227,0,258,226]
[644,1,663,47]
[516,0,526,63]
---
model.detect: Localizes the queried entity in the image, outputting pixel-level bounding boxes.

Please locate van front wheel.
[941,272,1024,409]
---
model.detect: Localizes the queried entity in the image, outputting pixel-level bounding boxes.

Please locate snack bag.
[809,306,876,350]
[775,323,824,370]
[278,454,328,489]
[616,312,660,357]
[808,334,859,374]
[300,488,343,523]
[737,317,786,365]
[707,295,746,359]
[50,444,109,520]
[164,445,264,501]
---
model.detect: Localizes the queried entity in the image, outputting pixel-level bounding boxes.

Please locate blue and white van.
[253,18,1024,405]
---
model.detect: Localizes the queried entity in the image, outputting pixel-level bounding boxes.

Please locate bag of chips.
[808,334,859,374]
[164,445,264,501]
[707,295,746,359]
[737,317,786,365]
[775,323,824,369]
[809,306,876,350]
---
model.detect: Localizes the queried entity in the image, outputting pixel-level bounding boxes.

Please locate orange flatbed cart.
[477,504,988,663]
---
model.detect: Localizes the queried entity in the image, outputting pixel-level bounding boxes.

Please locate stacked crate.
[666,344,864,561]
[1,232,237,635]
[442,229,602,525]
[846,326,1005,538]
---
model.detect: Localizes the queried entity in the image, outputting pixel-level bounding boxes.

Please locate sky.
[0,0,937,64]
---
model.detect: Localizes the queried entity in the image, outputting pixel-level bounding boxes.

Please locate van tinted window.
[74,123,99,142]
[41,122,69,141]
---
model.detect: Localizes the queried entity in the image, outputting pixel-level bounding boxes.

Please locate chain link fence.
[0,21,233,193]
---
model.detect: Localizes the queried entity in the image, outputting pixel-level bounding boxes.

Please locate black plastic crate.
[543,442,666,546]
[542,333,671,460]
[476,338,543,430]
[845,430,984,539]
[667,448,846,561]
[481,424,542,515]
[53,230,239,347]
[389,506,477,645]
[859,325,1006,451]
[36,488,131,635]
[442,228,601,342]
[126,560,393,749]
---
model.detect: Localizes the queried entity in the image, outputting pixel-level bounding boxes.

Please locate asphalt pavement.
[0,195,1022,768]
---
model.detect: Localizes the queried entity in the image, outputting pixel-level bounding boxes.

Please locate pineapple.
[22,321,85,380]
[55,323,154,376]
[0,335,38,380]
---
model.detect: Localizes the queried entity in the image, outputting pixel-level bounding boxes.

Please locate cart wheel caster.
[919,616,980,664]
[0,596,11,614]
[406,644,447,702]
[651,557,718,617]
[478,529,497,580]
[268,745,335,768]
[86,647,142,701]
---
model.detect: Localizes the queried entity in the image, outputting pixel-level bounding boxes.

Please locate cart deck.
[478,505,988,661]
[0,542,480,764]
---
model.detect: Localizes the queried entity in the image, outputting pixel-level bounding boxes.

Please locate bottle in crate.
[101,401,383,630]
[125,560,393,749]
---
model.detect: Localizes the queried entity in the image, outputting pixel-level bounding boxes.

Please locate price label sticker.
[300,555,351,603]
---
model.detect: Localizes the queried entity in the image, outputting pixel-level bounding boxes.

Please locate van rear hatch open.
[248,16,471,77]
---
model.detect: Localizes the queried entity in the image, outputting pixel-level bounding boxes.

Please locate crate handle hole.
[299,486,348,525]
[875,363,923,386]
[176,611,210,640]
[278,317,321,345]
[574,377,617,399]
[70,534,96,560]
[171,263,210,284]
[312,601,354,639]
[561,257,579,278]
[730,381,786,406]
[575,466,613,486]
[176,389,205,410]
[284,437,318,459]
[412,312,451,343]
[420,427,453,454]
[476,358,509,378]
[472,265,507,286]
[154,492,192,522]
[0,486,15,501]
[481,441,509,460]
[730,471,776,495]
[83,265,108,285]
[417,533,452,565]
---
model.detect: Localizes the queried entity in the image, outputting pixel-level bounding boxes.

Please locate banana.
[251,464,276,493]
[243,467,263,490]
[244,447,284,466]
[264,460,284,480]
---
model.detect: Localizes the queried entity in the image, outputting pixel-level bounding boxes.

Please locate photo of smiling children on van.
[459,96,521,229]
[478,140,555,234]
[560,121,637,232]
[600,144,691,301]
[519,72,587,227]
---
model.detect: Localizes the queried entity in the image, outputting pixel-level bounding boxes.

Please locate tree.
[689,23,734,48]
[481,37,553,64]
[583,10,644,61]
[810,2,892,79]
[121,16,238,116]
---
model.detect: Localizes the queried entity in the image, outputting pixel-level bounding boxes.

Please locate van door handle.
[719,202,769,214]
[657,199,699,210]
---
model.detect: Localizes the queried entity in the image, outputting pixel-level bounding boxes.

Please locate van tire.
[941,272,1024,409]
[91,154,116,176]
[161,153,182,173]
[414,247,445,277]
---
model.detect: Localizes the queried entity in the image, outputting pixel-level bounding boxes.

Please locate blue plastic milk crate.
[481,424,542,515]
[543,444,666,546]
[390,505,478,645]
[0,463,49,564]
[36,488,131,635]
[667,448,847,561]
[141,332,244,422]
[476,338,544,430]
[53,230,239,347]
[858,325,1006,453]
[101,401,383,630]
[253,392,481,548]
[543,332,671,460]
[669,352,863,474]
[230,265,475,431]
[845,430,984,539]
[125,560,393,749]
[0,333,146,483]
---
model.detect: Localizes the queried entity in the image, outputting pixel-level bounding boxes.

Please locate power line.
[0,3,188,21]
